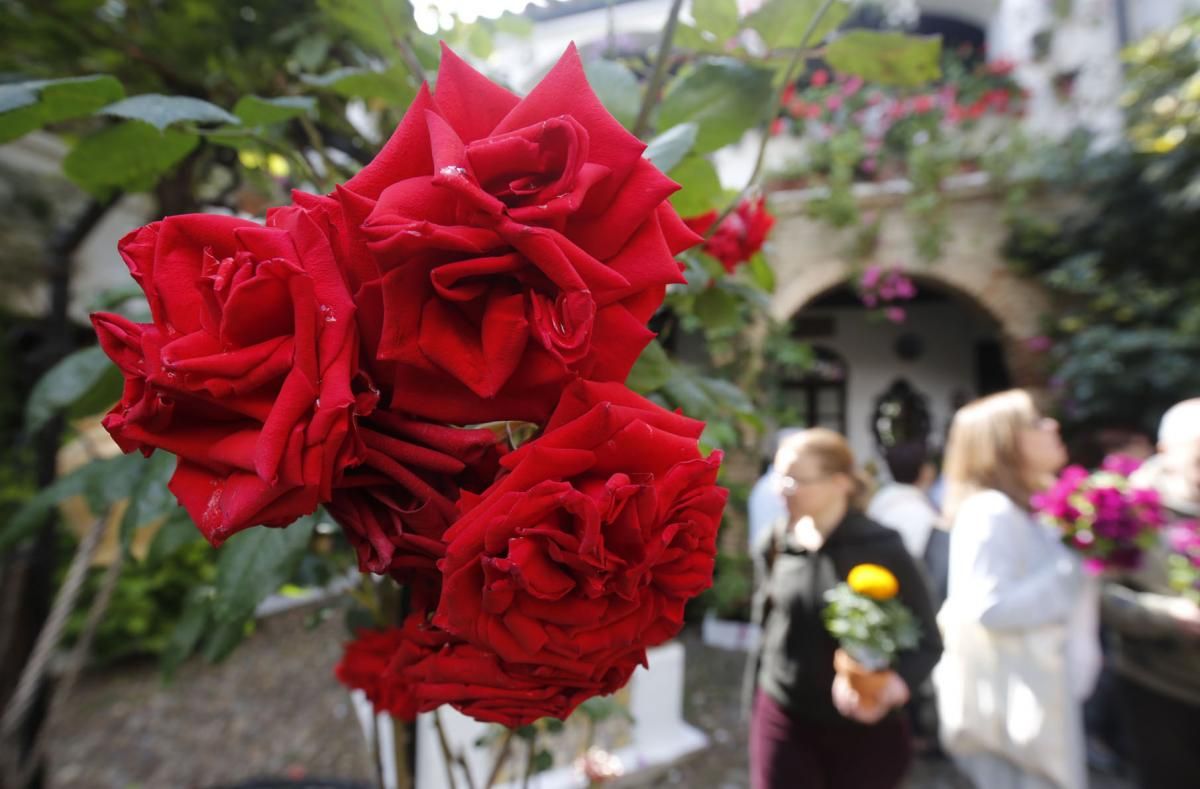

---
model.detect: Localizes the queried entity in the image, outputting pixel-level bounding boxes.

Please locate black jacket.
[748,510,943,724]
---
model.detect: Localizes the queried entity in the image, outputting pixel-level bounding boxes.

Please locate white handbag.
[933,602,1080,788]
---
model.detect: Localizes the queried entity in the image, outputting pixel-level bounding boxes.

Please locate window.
[779,346,848,435]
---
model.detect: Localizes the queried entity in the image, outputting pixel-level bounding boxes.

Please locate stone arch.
[766,177,1051,386]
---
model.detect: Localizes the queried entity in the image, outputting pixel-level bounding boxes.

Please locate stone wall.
[766,173,1054,388]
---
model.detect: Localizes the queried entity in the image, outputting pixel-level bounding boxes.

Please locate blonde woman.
[748,429,942,789]
[935,390,1097,789]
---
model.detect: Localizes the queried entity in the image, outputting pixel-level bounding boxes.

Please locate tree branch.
[633,0,686,139]
[707,0,838,235]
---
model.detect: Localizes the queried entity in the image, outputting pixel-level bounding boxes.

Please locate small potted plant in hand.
[823,564,920,707]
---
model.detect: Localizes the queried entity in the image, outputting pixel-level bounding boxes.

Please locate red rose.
[337,616,618,727]
[684,196,775,273]
[92,207,359,544]
[407,639,622,728]
[434,380,726,687]
[336,618,452,720]
[341,44,699,424]
[328,411,502,582]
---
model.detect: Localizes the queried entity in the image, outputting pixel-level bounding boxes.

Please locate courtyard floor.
[44,603,1134,789]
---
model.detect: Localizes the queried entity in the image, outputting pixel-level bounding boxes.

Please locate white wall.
[488,0,673,92]
[799,300,999,470]
[1128,0,1200,40]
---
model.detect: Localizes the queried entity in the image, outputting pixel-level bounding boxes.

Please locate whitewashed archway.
[766,174,1052,387]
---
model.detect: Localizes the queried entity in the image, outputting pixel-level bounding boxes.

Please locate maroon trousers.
[750,689,912,789]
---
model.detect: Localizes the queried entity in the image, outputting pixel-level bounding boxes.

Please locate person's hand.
[832,671,909,724]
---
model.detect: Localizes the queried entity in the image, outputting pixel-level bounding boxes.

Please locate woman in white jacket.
[935,390,1099,789]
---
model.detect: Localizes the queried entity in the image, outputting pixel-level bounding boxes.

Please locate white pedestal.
[701,614,761,653]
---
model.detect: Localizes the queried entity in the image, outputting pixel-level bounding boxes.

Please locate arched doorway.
[777,278,1011,466]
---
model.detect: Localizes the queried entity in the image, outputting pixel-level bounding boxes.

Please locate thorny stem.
[299,115,351,189]
[632,0,686,139]
[521,729,538,789]
[371,0,428,87]
[484,727,517,788]
[706,0,838,237]
[433,710,461,789]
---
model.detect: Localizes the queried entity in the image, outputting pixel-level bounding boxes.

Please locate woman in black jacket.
[748,428,943,789]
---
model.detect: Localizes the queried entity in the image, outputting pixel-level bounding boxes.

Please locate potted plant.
[823,563,920,706]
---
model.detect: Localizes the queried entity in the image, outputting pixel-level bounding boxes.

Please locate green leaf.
[700,420,738,449]
[466,23,495,59]
[531,750,554,774]
[294,34,333,71]
[746,0,850,51]
[746,251,776,293]
[25,346,114,435]
[301,66,414,104]
[100,95,239,131]
[698,375,754,414]
[201,615,254,663]
[147,507,204,564]
[626,340,674,394]
[65,363,124,424]
[659,59,774,153]
[662,370,717,418]
[692,0,740,41]
[233,95,317,126]
[161,588,213,678]
[668,155,723,216]
[319,0,416,56]
[90,285,148,313]
[119,451,179,548]
[584,59,640,130]
[0,453,141,551]
[0,75,125,144]
[694,286,742,331]
[825,31,943,87]
[64,122,199,196]
[495,11,534,37]
[673,23,727,54]
[210,513,317,624]
[644,122,698,173]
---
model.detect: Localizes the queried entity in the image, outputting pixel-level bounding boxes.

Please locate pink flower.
[884,307,906,323]
[825,94,844,112]
[842,76,864,96]
[987,59,1017,77]
[911,95,936,114]
[811,69,829,88]
[1101,454,1143,477]
[891,274,917,300]
[860,264,882,289]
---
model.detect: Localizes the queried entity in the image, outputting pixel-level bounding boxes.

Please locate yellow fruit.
[847,564,899,601]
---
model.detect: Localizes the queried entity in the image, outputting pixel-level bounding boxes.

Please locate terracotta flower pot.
[834,648,890,708]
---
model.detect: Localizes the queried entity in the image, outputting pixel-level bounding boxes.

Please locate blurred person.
[1067,422,1155,470]
[934,390,1097,789]
[867,441,940,561]
[747,429,942,789]
[748,428,802,552]
[868,441,945,752]
[1101,399,1200,789]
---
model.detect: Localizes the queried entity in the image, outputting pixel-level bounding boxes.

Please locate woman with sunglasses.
[748,428,943,789]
